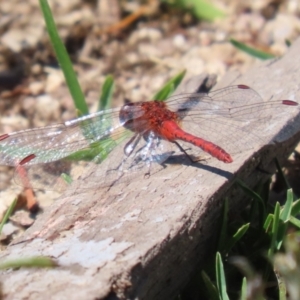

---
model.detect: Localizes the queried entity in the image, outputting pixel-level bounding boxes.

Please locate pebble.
[35,94,61,122]
[173,34,187,51]
[10,210,35,227]
[0,223,19,239]
[0,189,22,222]
[29,81,45,95]
[1,116,29,133]
[1,26,43,52]
[263,13,300,43]
[45,69,65,93]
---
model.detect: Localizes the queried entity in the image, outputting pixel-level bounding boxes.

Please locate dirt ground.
[0,0,300,241]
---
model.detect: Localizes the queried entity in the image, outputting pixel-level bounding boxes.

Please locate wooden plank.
[1,38,300,300]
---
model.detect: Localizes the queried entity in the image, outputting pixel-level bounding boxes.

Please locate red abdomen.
[159,120,233,163]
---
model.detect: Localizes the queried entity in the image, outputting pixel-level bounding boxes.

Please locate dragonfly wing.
[0,107,143,191]
[165,85,298,159]
[12,129,134,192]
[2,103,150,191]
[0,124,67,166]
[0,104,148,167]
[167,85,295,122]
[0,108,128,166]
[179,118,263,159]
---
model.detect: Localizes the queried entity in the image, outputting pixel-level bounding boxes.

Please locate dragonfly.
[0,84,298,192]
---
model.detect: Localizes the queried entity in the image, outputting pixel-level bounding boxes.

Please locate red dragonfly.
[0,85,298,192]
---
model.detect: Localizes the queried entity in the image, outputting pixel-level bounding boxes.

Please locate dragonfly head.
[119,102,145,131]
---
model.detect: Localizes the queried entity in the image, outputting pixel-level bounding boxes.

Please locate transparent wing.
[14,130,175,192]
[13,130,134,192]
[0,106,145,166]
[0,105,144,191]
[165,85,298,157]
[166,85,293,121]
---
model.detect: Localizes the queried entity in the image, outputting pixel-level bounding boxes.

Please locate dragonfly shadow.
[165,154,233,180]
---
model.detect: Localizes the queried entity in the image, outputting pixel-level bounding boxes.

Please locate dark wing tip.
[282,100,298,106]
[19,154,37,165]
[0,133,9,141]
[237,84,250,89]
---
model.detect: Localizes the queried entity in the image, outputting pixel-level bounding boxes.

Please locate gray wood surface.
[1,38,300,300]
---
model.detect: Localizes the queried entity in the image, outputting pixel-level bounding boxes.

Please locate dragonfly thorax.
[119,101,180,137]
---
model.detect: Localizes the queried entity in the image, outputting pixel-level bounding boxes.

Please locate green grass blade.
[152,70,186,101]
[39,0,88,115]
[225,223,250,253]
[277,228,286,251]
[276,190,294,250]
[155,83,175,102]
[256,178,271,206]
[189,0,225,20]
[217,198,228,251]
[170,0,225,21]
[65,133,128,163]
[216,252,229,300]
[264,214,273,231]
[0,256,57,269]
[268,202,280,257]
[98,75,114,111]
[240,277,247,300]
[289,216,300,229]
[230,39,276,60]
[280,189,293,222]
[61,173,73,184]
[0,198,17,235]
[236,179,266,224]
[201,271,220,300]
[291,198,300,216]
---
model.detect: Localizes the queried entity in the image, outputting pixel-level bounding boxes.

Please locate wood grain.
[1,39,300,300]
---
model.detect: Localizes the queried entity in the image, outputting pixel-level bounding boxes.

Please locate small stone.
[1,26,43,52]
[10,210,35,227]
[137,27,162,41]
[1,116,29,133]
[45,68,65,93]
[29,81,44,95]
[31,64,42,75]
[1,29,25,52]
[35,95,61,122]
[173,34,187,51]
[1,223,19,239]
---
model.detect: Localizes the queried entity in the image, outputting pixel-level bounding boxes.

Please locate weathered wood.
[1,38,300,300]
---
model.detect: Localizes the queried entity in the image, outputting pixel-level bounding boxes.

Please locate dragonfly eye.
[119,103,136,129]
[119,102,146,129]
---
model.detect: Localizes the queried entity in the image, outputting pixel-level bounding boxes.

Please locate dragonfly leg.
[173,141,211,164]
[173,141,195,163]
